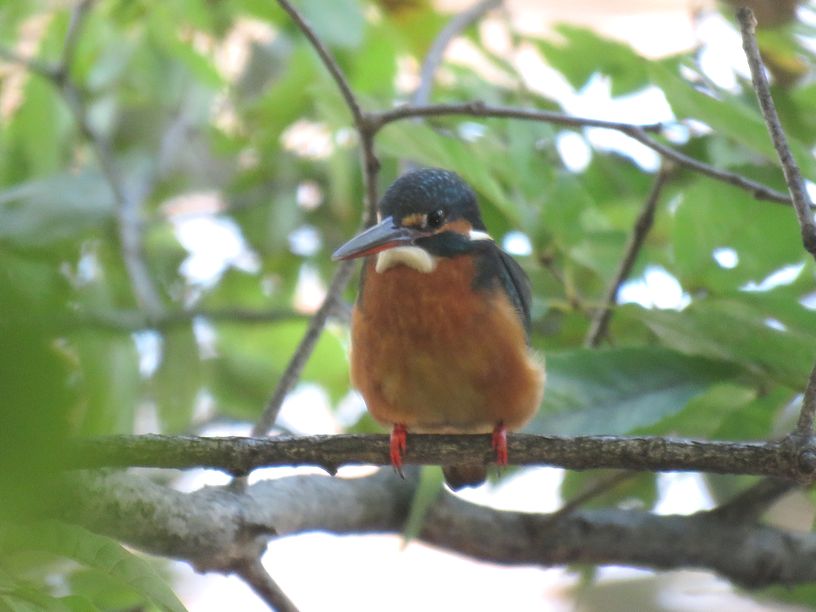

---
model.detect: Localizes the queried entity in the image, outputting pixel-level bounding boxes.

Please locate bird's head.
[332,168,491,272]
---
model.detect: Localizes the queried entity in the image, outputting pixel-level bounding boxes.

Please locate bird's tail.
[443,465,487,490]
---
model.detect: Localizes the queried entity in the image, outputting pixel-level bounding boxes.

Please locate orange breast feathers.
[350,255,545,433]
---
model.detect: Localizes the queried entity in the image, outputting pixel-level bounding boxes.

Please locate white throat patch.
[376,246,438,274]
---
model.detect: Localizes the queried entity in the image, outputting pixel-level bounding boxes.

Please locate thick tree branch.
[585,164,671,347]
[61,469,816,590]
[737,7,816,256]
[67,432,816,483]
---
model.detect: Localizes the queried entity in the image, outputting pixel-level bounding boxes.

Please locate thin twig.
[56,0,94,80]
[737,7,816,256]
[737,8,816,436]
[413,0,502,107]
[797,360,816,435]
[25,1,165,317]
[253,0,382,442]
[252,260,356,436]
[275,0,365,128]
[233,559,300,612]
[372,102,793,205]
[374,101,664,134]
[584,165,671,347]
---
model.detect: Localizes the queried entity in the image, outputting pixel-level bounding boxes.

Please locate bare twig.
[737,7,816,256]
[797,359,816,435]
[584,165,671,347]
[233,559,300,612]
[372,102,794,205]
[275,0,364,127]
[252,260,356,436]
[374,101,664,134]
[737,8,816,437]
[56,0,94,80]
[14,1,165,317]
[413,0,502,107]
[68,432,816,483]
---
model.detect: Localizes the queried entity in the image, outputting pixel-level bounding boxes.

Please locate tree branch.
[233,559,300,612]
[371,102,794,205]
[67,432,816,483]
[737,7,816,256]
[61,469,816,590]
[252,259,356,436]
[584,164,671,347]
[736,7,816,438]
[413,0,502,107]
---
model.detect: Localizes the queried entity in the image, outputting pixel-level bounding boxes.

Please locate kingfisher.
[333,168,545,489]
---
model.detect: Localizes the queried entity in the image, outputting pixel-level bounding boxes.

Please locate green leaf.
[528,347,737,435]
[0,522,185,612]
[0,171,115,248]
[401,467,444,546]
[211,319,349,419]
[561,471,657,511]
[153,327,203,433]
[650,62,816,178]
[299,0,364,49]
[631,299,816,388]
[536,25,649,96]
[672,180,803,291]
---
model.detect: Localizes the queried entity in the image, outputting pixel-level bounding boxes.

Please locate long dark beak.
[332,216,427,261]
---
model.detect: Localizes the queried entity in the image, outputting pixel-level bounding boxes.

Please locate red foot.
[390,423,408,478]
[492,421,508,466]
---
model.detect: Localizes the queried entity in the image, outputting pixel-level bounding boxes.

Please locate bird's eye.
[427,209,446,229]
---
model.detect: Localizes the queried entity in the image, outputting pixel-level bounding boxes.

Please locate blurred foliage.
[2,0,816,608]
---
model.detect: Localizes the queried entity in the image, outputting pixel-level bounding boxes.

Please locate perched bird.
[333,168,544,489]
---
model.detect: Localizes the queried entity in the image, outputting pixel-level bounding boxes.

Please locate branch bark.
[67,432,816,483]
[60,469,816,590]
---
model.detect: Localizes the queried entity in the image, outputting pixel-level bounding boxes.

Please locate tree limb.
[60,469,816,590]
[67,432,816,483]
[737,7,816,255]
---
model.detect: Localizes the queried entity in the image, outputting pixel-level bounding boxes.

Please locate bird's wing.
[487,246,532,341]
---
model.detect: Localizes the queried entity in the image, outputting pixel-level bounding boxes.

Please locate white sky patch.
[618,265,690,310]
[696,13,747,92]
[281,119,334,159]
[712,246,738,269]
[502,230,533,256]
[276,383,339,435]
[132,330,162,377]
[458,121,487,142]
[764,318,787,332]
[293,264,327,313]
[806,180,816,203]
[296,180,324,210]
[175,216,259,287]
[556,130,592,172]
[741,262,805,292]
[800,291,816,310]
[654,472,714,516]
[288,224,322,257]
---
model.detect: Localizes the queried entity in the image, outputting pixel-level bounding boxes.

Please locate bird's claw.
[390,423,408,478]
